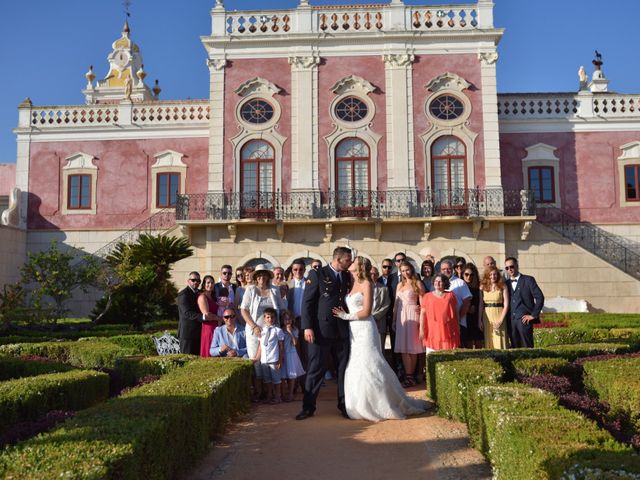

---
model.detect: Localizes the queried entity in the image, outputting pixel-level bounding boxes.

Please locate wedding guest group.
[176,252,544,400]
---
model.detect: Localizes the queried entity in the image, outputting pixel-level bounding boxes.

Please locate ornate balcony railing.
[537,207,640,280]
[175,188,534,222]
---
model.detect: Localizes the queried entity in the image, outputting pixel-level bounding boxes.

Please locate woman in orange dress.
[419,273,460,352]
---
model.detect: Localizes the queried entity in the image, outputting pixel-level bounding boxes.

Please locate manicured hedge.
[434,358,502,424]
[511,357,574,378]
[426,343,634,401]
[114,354,196,386]
[535,327,640,348]
[0,358,252,479]
[0,356,74,381]
[0,334,166,369]
[583,357,640,436]
[476,385,639,480]
[0,370,109,435]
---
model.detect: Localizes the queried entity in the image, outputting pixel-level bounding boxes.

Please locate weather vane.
[123,0,132,18]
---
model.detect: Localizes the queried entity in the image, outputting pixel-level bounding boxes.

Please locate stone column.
[289,55,320,190]
[478,51,502,188]
[208,57,227,192]
[15,98,32,229]
[383,53,415,189]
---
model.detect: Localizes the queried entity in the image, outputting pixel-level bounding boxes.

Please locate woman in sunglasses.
[199,275,220,357]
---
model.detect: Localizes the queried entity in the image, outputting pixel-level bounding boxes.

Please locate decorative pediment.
[234,77,281,97]
[619,141,640,160]
[330,75,376,96]
[522,143,559,162]
[63,152,97,170]
[425,72,471,93]
[152,150,186,168]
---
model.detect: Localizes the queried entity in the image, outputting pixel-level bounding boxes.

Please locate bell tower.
[83,21,158,104]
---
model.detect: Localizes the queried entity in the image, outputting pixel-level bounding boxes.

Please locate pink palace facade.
[1,0,639,313]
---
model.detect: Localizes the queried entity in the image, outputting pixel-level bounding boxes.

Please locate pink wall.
[27,137,208,229]
[224,59,292,192]
[412,54,485,190]
[317,56,387,190]
[500,131,640,223]
[0,164,16,196]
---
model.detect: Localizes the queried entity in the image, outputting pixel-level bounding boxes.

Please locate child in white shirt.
[254,307,285,404]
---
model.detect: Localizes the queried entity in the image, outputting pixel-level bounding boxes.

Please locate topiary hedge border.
[0,358,252,479]
[0,369,109,436]
[0,356,75,381]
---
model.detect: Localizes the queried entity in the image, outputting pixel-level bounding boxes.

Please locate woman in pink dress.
[419,274,460,352]
[393,261,426,387]
[199,275,219,357]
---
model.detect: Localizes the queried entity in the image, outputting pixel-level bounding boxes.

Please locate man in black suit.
[214,264,237,307]
[296,247,352,420]
[376,257,400,372]
[177,271,212,354]
[505,257,544,348]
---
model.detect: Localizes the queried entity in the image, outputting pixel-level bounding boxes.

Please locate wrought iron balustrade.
[175,188,534,222]
[537,207,640,280]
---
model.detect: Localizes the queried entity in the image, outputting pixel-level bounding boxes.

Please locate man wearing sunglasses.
[215,264,237,307]
[376,258,401,375]
[505,257,544,348]
[178,271,214,354]
[210,308,247,358]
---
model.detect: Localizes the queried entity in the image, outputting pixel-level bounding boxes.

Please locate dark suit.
[301,266,351,414]
[376,274,399,369]
[177,286,203,354]
[508,274,544,348]
[214,281,236,300]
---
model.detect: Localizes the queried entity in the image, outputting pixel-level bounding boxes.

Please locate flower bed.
[0,369,109,436]
[0,358,252,479]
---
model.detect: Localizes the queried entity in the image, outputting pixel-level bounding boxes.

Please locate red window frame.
[624,164,640,202]
[156,172,181,208]
[67,174,92,210]
[335,138,371,217]
[431,136,467,215]
[528,166,555,203]
[240,140,275,218]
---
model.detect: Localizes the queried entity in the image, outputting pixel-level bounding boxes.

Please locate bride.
[333,256,429,421]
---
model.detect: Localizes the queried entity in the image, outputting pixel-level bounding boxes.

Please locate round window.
[429,95,465,121]
[240,99,275,124]
[335,96,369,122]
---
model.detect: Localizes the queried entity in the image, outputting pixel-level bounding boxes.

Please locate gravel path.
[186,383,492,480]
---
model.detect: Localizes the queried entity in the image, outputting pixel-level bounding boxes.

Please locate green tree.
[20,241,100,324]
[0,282,25,330]
[91,234,193,329]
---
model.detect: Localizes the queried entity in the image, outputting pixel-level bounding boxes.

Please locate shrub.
[582,357,640,438]
[0,356,74,381]
[0,370,109,435]
[535,327,640,348]
[434,358,503,424]
[0,358,252,479]
[547,343,635,362]
[106,334,158,356]
[477,385,638,480]
[114,354,196,386]
[512,357,574,378]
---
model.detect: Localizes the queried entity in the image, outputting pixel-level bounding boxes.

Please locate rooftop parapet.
[207,0,494,39]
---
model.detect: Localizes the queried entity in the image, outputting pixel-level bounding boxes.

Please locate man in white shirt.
[440,259,472,334]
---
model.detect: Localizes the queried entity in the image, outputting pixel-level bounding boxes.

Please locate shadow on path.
[185,383,491,480]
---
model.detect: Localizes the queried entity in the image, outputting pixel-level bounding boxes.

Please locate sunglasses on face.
[382,265,392,269]
[222,271,232,276]
[463,272,473,277]
[189,278,201,283]
[223,314,236,319]
[505,265,516,270]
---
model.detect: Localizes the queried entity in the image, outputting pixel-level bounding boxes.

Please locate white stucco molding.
[234,77,281,97]
[425,72,471,94]
[236,251,281,269]
[62,152,98,215]
[618,141,640,208]
[229,130,286,193]
[151,150,187,213]
[288,55,320,70]
[419,124,478,190]
[478,52,499,66]
[330,75,376,96]
[324,128,382,192]
[1,187,20,227]
[521,143,561,208]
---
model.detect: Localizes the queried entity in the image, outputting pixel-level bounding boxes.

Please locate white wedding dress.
[344,292,429,421]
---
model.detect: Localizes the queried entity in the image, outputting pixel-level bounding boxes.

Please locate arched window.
[240,140,275,218]
[431,136,467,213]
[335,138,370,216]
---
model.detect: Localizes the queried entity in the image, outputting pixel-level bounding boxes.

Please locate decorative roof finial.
[589,50,609,92]
[152,79,162,98]
[593,50,603,71]
[85,65,96,89]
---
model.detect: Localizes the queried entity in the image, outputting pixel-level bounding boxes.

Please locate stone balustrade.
[20,101,209,130]
[218,2,488,37]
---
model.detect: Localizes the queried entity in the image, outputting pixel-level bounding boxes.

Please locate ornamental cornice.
[234,77,281,97]
[478,51,499,66]
[207,57,227,72]
[382,53,415,68]
[330,75,376,95]
[288,55,320,70]
[425,72,471,93]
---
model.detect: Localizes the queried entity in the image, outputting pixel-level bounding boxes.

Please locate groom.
[296,246,353,420]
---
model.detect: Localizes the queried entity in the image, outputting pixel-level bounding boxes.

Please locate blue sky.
[1,0,638,164]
